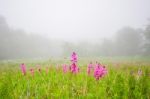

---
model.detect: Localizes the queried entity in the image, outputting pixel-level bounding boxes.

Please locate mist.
[0,0,150,59]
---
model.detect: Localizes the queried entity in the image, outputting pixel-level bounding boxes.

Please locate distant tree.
[0,16,11,59]
[114,27,143,56]
[0,15,55,59]
[100,38,114,56]
[143,21,150,55]
[0,15,9,33]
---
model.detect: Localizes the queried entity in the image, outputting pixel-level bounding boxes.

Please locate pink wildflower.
[71,52,78,63]
[94,63,107,80]
[87,62,93,75]
[20,63,26,75]
[62,64,68,73]
[30,68,34,76]
[70,63,79,74]
[69,52,79,74]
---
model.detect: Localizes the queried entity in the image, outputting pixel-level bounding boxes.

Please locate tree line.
[0,16,150,59]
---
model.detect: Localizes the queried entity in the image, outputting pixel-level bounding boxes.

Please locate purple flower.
[70,63,79,74]
[94,63,107,80]
[20,63,26,75]
[30,68,34,76]
[69,52,79,74]
[87,62,93,75]
[62,64,68,73]
[70,52,78,63]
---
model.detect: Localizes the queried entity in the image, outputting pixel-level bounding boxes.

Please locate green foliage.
[0,58,150,98]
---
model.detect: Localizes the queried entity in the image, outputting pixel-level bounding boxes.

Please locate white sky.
[0,0,150,41]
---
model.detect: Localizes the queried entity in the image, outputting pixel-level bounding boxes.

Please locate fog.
[0,0,150,59]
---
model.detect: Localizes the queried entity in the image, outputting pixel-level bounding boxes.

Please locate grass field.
[0,57,150,99]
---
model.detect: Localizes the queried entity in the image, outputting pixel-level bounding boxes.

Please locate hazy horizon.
[0,0,150,42]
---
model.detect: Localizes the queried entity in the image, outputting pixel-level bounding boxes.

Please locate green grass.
[0,57,150,98]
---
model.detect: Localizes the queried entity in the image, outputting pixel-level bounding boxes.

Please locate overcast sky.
[0,0,150,41]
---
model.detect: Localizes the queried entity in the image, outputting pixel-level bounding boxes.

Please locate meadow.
[0,57,150,99]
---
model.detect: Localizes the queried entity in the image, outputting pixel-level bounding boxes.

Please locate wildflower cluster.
[20,52,108,80]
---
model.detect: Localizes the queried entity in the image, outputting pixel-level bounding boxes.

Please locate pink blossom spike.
[94,63,107,80]
[70,52,78,63]
[87,62,93,75]
[30,68,34,76]
[20,63,26,75]
[70,63,79,74]
[62,64,68,73]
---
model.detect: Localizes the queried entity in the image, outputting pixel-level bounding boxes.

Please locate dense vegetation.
[0,57,150,98]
